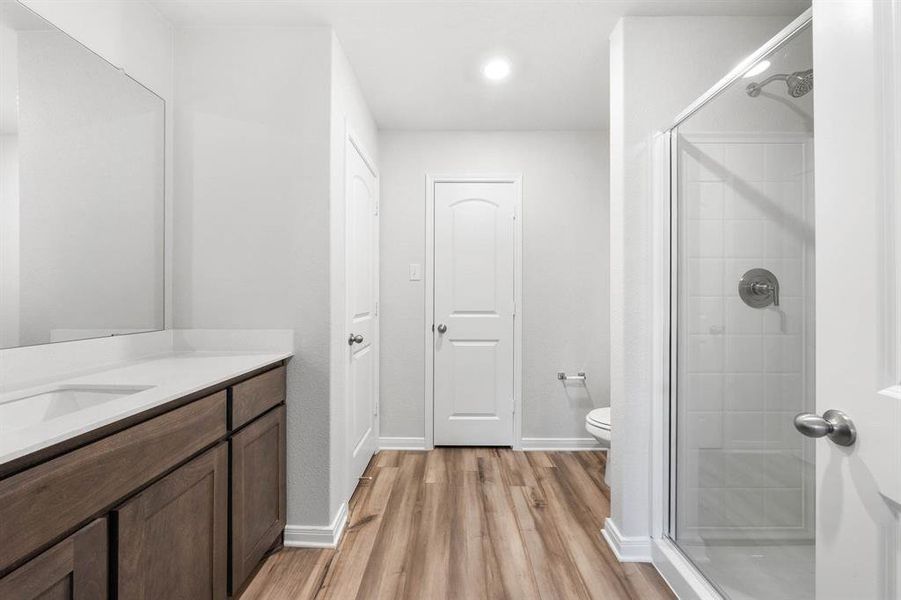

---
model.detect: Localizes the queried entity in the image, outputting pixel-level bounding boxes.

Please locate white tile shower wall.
[677,133,815,540]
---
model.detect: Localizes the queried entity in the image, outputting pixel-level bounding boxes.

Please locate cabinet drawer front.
[230,405,287,592]
[0,518,107,600]
[116,443,228,600]
[231,365,286,429]
[0,392,226,573]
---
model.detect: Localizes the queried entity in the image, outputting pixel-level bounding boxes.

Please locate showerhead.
[746,69,813,98]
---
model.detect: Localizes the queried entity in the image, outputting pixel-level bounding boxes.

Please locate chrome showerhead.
[746,68,813,98]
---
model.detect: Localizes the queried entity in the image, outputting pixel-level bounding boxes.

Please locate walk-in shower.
[663,14,814,600]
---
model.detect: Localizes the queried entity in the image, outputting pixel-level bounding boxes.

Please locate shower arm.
[748,73,790,90]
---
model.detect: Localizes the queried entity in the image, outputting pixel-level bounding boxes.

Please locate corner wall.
[173,27,379,532]
[607,15,793,554]
[172,26,334,527]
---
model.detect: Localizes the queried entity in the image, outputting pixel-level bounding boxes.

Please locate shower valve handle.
[793,410,856,447]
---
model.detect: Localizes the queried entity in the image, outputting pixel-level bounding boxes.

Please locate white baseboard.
[283,502,348,549]
[520,437,604,451]
[379,436,427,450]
[602,517,652,562]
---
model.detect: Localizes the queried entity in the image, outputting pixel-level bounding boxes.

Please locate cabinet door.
[0,518,107,600]
[230,405,286,593]
[115,443,228,600]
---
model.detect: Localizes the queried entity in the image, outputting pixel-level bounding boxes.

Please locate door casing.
[424,174,523,450]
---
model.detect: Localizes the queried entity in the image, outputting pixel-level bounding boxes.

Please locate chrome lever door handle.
[348,333,364,345]
[793,410,856,446]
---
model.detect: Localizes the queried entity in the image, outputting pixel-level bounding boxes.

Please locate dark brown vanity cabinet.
[115,443,229,600]
[229,405,287,593]
[0,361,288,600]
[0,518,107,600]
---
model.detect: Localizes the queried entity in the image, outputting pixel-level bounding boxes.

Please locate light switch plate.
[409,263,422,281]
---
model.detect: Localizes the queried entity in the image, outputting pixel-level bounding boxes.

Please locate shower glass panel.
[670,23,814,600]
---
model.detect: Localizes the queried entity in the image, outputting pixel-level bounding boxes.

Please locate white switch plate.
[409,263,422,281]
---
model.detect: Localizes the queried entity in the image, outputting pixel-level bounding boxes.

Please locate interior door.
[433,181,515,446]
[813,1,901,598]
[346,139,379,490]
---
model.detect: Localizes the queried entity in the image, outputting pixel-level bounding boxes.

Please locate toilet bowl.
[585,407,611,448]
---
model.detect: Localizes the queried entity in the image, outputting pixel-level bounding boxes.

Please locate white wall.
[608,15,793,551]
[378,130,608,444]
[173,26,334,527]
[174,27,379,530]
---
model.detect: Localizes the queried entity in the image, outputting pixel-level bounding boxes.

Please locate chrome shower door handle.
[793,410,856,446]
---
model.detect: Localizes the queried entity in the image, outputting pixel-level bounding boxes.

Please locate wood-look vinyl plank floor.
[241,449,674,600]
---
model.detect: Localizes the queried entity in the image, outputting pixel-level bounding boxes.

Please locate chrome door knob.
[793,410,856,446]
[348,333,364,345]
[437,324,447,334]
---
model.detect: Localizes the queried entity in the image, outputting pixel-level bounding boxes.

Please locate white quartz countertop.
[0,351,292,468]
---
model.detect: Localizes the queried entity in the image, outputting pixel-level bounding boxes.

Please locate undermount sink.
[0,385,155,434]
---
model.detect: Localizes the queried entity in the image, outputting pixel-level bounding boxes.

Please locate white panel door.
[814,1,901,598]
[346,140,378,488]
[433,181,515,446]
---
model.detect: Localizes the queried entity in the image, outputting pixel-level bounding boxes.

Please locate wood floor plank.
[353,452,426,600]
[241,449,674,600]
[316,466,398,600]
[240,548,333,600]
[509,485,592,600]
[478,454,542,599]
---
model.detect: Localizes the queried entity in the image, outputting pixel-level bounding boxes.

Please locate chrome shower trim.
[746,69,814,97]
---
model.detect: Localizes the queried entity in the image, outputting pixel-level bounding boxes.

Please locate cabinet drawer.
[0,518,107,600]
[230,405,287,593]
[0,391,226,573]
[230,365,286,429]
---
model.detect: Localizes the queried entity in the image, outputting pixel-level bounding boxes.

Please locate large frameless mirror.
[0,1,165,349]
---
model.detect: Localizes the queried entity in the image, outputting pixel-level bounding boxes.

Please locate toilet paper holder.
[557,372,586,381]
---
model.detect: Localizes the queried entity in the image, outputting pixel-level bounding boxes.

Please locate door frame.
[423,174,523,450]
[344,123,379,498]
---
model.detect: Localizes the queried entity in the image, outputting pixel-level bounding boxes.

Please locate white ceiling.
[150,0,809,131]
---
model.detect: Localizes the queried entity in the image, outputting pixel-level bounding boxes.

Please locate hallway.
[242,449,673,599]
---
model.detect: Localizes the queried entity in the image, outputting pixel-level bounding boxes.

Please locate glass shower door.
[670,23,815,600]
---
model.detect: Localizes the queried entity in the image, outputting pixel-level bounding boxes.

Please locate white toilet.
[585,407,611,448]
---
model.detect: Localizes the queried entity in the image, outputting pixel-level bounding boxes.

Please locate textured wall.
[378,130,609,443]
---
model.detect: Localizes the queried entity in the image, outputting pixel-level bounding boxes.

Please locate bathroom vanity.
[0,355,289,599]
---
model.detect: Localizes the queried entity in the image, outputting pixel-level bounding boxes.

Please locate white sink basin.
[0,385,155,434]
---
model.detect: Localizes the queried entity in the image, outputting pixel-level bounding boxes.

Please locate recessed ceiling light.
[743,60,771,78]
[482,58,511,81]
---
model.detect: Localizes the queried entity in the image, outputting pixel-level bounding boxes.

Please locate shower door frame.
[648,8,814,599]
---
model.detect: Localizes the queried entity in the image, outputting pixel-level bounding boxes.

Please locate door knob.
[348,333,364,345]
[793,410,856,446]
[437,324,447,334]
